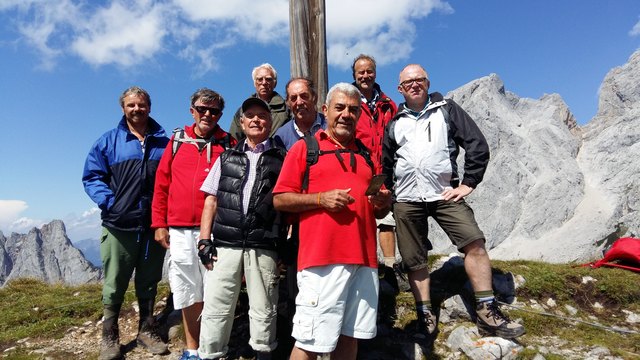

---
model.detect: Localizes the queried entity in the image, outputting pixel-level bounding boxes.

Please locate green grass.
[0,278,171,350]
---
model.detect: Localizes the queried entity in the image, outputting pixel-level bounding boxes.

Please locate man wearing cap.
[197,97,288,360]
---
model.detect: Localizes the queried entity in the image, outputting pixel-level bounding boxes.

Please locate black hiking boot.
[476,300,525,339]
[415,310,438,340]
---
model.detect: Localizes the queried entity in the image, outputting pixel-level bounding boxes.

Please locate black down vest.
[211,140,287,250]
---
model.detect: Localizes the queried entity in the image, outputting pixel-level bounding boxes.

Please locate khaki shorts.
[394,200,485,272]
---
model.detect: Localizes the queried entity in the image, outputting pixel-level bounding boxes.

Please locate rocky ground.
[4,256,639,360]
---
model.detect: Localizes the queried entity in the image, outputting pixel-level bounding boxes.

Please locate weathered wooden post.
[289,0,328,106]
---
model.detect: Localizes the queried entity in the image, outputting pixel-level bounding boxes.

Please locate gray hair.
[190,88,225,110]
[251,63,277,82]
[325,82,361,105]
[119,86,151,108]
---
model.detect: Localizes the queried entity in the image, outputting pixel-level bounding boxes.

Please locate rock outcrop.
[425,50,640,263]
[0,220,102,286]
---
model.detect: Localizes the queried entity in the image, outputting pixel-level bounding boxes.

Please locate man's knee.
[462,238,487,256]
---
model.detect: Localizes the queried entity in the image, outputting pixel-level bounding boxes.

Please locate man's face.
[190,99,222,138]
[398,65,430,106]
[122,94,150,127]
[241,105,272,143]
[323,91,360,144]
[286,80,317,124]
[353,59,376,92]
[254,67,276,99]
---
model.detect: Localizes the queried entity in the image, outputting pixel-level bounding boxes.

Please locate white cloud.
[0,200,29,229]
[1,0,451,73]
[630,17,640,37]
[63,207,102,241]
[0,200,46,235]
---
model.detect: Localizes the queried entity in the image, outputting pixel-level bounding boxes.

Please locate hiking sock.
[383,257,396,268]
[416,300,432,315]
[474,290,495,305]
[184,349,198,357]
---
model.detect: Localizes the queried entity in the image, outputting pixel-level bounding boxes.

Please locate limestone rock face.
[424,50,640,262]
[0,220,101,286]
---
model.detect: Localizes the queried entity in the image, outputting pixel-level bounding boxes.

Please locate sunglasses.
[193,106,222,116]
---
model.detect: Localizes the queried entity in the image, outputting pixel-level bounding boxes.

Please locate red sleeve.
[273,139,307,195]
[151,136,174,228]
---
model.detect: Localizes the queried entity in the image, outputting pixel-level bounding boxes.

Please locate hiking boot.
[393,263,411,292]
[415,310,438,339]
[99,317,121,360]
[137,324,169,355]
[476,300,525,339]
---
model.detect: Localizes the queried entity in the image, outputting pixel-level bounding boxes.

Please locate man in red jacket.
[351,54,407,294]
[152,88,236,360]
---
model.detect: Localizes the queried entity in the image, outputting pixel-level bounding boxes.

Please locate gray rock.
[446,325,523,360]
[423,50,640,263]
[0,220,101,286]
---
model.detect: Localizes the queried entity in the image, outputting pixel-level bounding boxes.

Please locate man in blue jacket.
[83,86,170,359]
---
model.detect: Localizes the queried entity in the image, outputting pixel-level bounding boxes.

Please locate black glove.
[197,239,217,266]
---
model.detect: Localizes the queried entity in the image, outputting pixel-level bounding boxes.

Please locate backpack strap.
[302,134,319,191]
[301,135,375,191]
[171,128,185,157]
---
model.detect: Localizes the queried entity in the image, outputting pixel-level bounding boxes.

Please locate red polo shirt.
[273,130,377,270]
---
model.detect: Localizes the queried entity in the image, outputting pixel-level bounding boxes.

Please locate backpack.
[585,237,640,273]
[171,128,232,163]
[301,134,374,191]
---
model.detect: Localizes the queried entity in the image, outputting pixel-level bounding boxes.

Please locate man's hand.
[369,189,392,218]
[319,188,355,212]
[442,184,474,202]
[154,228,170,249]
[197,239,217,270]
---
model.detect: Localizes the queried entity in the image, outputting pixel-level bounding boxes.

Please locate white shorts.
[292,264,379,353]
[376,210,396,228]
[168,227,206,309]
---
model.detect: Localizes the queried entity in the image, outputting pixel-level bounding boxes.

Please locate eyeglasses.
[256,76,275,83]
[399,77,427,89]
[193,106,222,116]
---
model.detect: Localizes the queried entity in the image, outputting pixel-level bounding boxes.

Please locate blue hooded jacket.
[83,116,169,232]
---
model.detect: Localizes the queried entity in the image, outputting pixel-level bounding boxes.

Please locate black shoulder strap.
[354,138,375,172]
[302,134,319,191]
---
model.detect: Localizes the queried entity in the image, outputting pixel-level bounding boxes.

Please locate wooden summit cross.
[289,0,328,107]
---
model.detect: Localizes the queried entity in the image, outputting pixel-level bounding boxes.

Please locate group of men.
[83,57,524,360]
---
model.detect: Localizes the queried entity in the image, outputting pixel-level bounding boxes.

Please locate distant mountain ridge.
[0,220,101,286]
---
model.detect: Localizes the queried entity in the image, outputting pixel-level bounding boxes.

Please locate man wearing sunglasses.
[152,88,236,360]
[229,63,290,142]
[382,64,525,341]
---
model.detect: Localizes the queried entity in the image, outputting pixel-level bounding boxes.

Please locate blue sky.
[1,0,639,242]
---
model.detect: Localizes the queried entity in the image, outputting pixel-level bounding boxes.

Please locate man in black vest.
[197,97,287,360]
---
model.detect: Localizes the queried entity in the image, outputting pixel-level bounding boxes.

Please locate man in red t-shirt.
[273,83,391,360]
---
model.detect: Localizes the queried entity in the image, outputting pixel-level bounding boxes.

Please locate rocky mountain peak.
[0,220,101,287]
